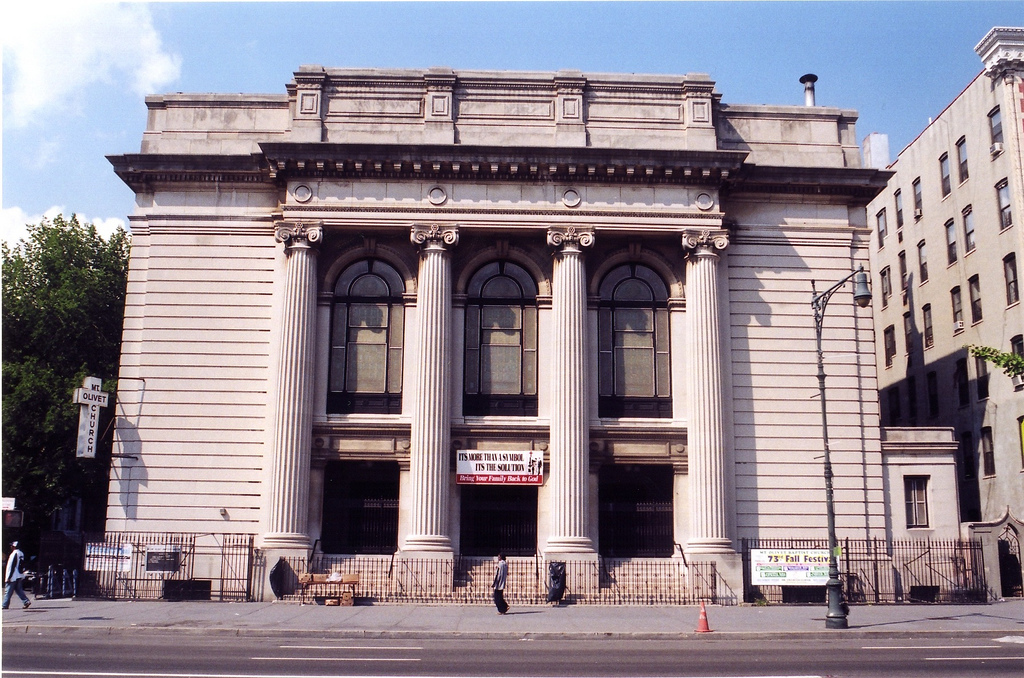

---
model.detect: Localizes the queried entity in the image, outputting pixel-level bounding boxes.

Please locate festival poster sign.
[750,548,830,586]
[85,543,133,572]
[456,450,544,485]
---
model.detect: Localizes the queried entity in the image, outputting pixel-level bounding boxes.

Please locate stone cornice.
[975,26,1024,77]
[723,164,893,204]
[107,153,269,192]
[260,142,748,186]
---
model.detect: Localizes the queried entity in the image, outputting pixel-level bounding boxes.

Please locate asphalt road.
[3,632,1024,678]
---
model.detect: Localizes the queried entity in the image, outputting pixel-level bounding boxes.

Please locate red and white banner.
[456,450,544,485]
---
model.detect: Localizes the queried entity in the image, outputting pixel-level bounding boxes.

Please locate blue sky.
[2,1,1022,244]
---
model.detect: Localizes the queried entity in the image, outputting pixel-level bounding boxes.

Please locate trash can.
[547,561,566,603]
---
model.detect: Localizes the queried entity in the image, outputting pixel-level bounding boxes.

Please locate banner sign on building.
[456,450,544,485]
[85,543,133,572]
[750,548,830,586]
[74,376,109,459]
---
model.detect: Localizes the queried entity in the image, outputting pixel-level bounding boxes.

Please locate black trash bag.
[269,557,289,599]
[547,561,566,603]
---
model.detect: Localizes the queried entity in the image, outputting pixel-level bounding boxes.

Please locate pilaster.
[682,230,734,555]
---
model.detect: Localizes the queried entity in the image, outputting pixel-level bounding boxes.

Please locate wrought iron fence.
[266,553,718,605]
[741,538,987,604]
[57,532,257,601]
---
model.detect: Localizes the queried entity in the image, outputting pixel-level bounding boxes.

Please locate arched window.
[464,261,538,416]
[598,263,671,418]
[328,259,404,414]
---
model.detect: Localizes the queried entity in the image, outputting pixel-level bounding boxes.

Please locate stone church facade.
[108,67,900,597]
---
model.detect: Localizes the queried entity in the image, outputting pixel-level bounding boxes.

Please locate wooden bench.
[297,572,360,606]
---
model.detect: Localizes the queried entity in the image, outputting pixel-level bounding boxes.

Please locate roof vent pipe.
[800,73,818,106]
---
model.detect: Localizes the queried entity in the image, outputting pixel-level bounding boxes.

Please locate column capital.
[547,226,595,252]
[682,229,729,255]
[411,223,459,249]
[275,221,323,250]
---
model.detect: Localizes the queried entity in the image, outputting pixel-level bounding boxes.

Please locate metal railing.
[264,553,718,605]
[741,538,986,604]
[63,532,256,601]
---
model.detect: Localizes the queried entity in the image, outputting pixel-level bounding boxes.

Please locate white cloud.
[2,2,181,128]
[1,206,127,247]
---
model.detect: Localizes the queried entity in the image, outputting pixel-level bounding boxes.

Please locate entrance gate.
[998,525,1023,598]
[599,464,674,558]
[460,485,537,556]
[321,461,400,554]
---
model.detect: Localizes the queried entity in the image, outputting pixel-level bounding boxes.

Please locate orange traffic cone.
[695,601,712,633]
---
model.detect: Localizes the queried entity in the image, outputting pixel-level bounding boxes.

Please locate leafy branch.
[968,345,1024,378]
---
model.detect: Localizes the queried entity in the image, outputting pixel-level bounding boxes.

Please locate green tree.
[968,344,1024,378]
[2,214,129,551]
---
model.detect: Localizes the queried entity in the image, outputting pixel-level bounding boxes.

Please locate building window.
[922,304,934,348]
[956,136,969,183]
[955,358,970,406]
[1012,334,1024,358]
[917,240,928,283]
[904,476,929,528]
[598,263,671,418]
[981,427,995,477]
[1005,254,1019,306]
[951,286,963,327]
[464,261,539,416]
[945,219,958,264]
[888,385,901,424]
[328,258,405,414]
[894,190,904,230]
[968,275,982,323]
[939,153,951,197]
[876,208,888,243]
[976,356,990,401]
[926,371,939,417]
[997,180,1012,230]
[907,375,918,423]
[989,106,1003,145]
[913,177,923,215]
[903,312,914,360]
[898,251,908,291]
[963,207,975,253]
[883,325,897,367]
[1019,415,1024,470]
[961,431,976,478]
[880,267,892,307]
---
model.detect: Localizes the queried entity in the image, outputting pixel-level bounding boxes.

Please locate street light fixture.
[811,265,871,630]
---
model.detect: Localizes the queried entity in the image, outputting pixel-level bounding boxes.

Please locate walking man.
[3,541,31,610]
[492,553,509,615]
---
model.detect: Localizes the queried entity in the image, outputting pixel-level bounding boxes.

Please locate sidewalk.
[3,598,1024,640]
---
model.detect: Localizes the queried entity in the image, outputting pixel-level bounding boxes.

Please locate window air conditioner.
[914,209,923,219]
[954,320,965,331]
[1012,374,1023,390]
[990,142,1004,157]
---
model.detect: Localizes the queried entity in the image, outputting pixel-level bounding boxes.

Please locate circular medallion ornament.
[427,186,448,206]
[695,193,715,211]
[293,184,313,203]
[562,188,582,208]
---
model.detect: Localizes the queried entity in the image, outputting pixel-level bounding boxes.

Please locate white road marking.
[862,645,999,649]
[995,636,1024,644]
[252,656,420,662]
[278,645,422,650]
[924,656,1024,661]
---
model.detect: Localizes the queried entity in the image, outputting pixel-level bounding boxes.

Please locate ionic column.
[682,230,733,554]
[404,223,458,552]
[263,221,322,549]
[545,226,595,555]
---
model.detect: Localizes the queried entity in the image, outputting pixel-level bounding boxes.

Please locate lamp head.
[852,268,872,307]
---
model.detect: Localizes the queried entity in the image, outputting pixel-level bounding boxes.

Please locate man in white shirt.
[3,541,31,610]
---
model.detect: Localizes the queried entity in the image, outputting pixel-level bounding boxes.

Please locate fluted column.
[545,226,595,555]
[264,221,322,549]
[682,230,733,554]
[404,223,458,552]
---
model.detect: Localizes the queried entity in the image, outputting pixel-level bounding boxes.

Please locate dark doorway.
[599,464,674,557]
[321,461,399,554]
[998,526,1023,598]
[459,484,537,556]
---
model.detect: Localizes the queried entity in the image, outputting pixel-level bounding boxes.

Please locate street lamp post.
[811,265,871,630]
